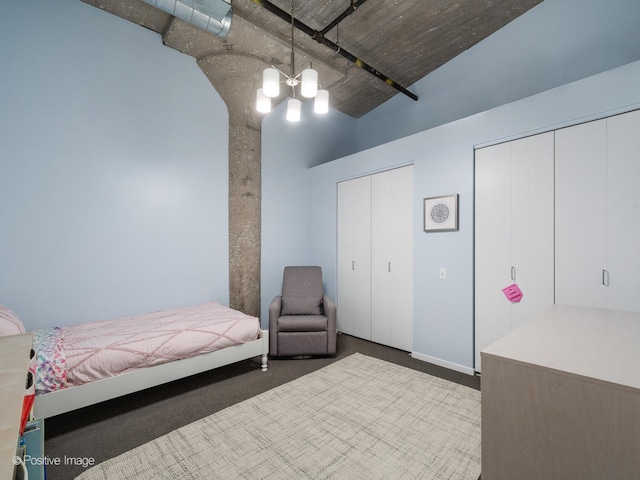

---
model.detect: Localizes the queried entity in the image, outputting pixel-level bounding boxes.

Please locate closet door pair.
[474,132,555,371]
[337,165,414,352]
[555,109,640,311]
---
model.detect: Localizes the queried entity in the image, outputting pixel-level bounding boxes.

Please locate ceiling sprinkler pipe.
[320,0,370,36]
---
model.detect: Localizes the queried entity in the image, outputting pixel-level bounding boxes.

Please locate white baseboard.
[411,351,476,376]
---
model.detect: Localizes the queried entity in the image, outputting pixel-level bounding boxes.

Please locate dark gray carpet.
[44,334,480,480]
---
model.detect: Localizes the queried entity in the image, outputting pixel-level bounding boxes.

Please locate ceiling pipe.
[252,0,418,102]
[142,0,233,37]
[320,0,370,36]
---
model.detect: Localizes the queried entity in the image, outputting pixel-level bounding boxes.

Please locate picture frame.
[424,194,459,232]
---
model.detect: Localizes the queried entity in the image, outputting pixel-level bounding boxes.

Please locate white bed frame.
[33,329,269,419]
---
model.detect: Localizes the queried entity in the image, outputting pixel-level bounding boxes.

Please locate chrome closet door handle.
[511,266,516,281]
[352,261,355,270]
[602,269,610,287]
[388,262,391,272]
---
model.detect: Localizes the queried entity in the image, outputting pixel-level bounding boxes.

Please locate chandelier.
[256,1,329,121]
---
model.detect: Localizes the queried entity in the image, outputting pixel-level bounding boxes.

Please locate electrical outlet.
[439,267,446,280]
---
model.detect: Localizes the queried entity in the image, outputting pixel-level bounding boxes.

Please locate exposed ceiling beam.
[252,0,418,102]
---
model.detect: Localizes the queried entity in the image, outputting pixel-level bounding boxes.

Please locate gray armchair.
[269,266,337,357]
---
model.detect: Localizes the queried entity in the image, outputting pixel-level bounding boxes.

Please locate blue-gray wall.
[0,0,229,329]
[356,0,640,151]
[309,61,640,372]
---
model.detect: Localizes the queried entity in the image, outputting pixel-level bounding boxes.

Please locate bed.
[0,302,268,419]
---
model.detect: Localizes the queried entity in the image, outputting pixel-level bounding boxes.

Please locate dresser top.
[481,304,640,392]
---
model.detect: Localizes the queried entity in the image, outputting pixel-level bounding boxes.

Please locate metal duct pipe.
[143,0,232,37]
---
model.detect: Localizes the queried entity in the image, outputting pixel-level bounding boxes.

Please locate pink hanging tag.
[502,283,523,303]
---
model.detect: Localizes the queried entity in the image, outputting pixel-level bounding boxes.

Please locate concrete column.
[198,52,263,318]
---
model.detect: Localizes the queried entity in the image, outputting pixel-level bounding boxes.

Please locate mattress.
[34,302,259,394]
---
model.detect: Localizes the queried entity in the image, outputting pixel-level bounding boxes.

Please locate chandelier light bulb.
[263,67,280,98]
[301,68,318,98]
[256,88,271,113]
[286,98,302,122]
[314,89,329,114]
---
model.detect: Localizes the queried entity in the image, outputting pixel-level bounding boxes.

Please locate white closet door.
[474,142,512,371]
[510,132,555,330]
[555,120,607,308]
[606,110,640,311]
[371,165,414,351]
[337,176,372,339]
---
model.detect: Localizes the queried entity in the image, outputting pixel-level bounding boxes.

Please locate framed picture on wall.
[424,194,459,232]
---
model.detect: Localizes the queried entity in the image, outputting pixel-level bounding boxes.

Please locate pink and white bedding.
[33,327,67,394]
[33,302,259,395]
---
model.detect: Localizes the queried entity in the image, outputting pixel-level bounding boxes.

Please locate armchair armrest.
[322,295,336,322]
[322,294,337,355]
[269,295,282,322]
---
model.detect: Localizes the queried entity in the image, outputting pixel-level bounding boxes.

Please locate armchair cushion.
[280,266,323,315]
[277,315,328,332]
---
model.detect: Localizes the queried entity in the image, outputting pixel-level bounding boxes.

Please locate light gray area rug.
[77,353,481,480]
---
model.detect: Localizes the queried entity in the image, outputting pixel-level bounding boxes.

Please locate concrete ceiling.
[81,0,543,118]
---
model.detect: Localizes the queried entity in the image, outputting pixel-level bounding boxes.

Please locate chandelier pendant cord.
[290,0,295,83]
